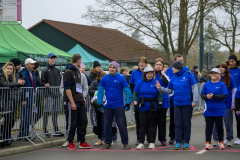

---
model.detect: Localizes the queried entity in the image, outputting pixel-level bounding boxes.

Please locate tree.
[131,27,144,42]
[82,0,223,65]
[205,0,240,54]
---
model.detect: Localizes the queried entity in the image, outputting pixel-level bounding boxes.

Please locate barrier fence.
[0,84,205,145]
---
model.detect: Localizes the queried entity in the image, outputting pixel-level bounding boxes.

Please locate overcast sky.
[20,0,238,52]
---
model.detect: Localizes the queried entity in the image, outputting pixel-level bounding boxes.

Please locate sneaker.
[101,143,112,149]
[68,142,76,150]
[174,143,181,150]
[234,138,240,145]
[212,139,219,147]
[52,132,64,137]
[44,131,51,138]
[223,139,227,145]
[94,139,104,146]
[79,142,92,149]
[219,141,225,150]
[227,140,232,147]
[205,142,212,150]
[62,141,69,147]
[123,144,131,150]
[161,140,167,146]
[183,143,189,150]
[149,143,155,149]
[135,140,140,145]
[169,138,175,145]
[136,143,144,150]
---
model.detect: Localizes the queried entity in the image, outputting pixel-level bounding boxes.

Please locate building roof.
[28,19,167,62]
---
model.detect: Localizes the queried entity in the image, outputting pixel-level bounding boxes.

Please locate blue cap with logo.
[47,53,56,58]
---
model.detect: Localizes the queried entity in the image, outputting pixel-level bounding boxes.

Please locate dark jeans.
[205,116,224,142]
[43,111,59,132]
[235,112,240,138]
[19,106,32,137]
[67,101,88,143]
[104,107,128,145]
[158,108,167,141]
[169,100,175,138]
[134,108,140,141]
[174,105,193,144]
[1,111,15,140]
[139,110,157,143]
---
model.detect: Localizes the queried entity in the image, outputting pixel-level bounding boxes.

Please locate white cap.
[210,68,220,74]
[25,58,36,65]
[144,66,154,73]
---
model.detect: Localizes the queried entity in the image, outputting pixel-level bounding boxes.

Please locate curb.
[0,112,203,158]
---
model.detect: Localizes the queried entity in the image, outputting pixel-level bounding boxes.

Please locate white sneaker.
[94,139,104,146]
[212,139,219,147]
[223,139,227,145]
[62,141,69,147]
[148,143,155,149]
[227,140,232,147]
[136,143,144,150]
[234,138,240,145]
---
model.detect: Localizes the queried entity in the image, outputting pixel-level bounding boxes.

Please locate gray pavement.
[1,115,240,160]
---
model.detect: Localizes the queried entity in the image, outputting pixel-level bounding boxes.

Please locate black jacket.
[85,74,92,86]
[0,69,22,112]
[41,64,61,86]
[89,72,99,81]
[88,79,99,97]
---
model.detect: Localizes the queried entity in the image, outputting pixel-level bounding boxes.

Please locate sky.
[12,0,240,52]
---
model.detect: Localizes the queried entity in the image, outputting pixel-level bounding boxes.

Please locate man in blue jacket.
[156,60,198,150]
[19,58,50,138]
[165,54,190,144]
[97,61,132,150]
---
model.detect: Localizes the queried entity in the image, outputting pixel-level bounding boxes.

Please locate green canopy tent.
[0,19,72,66]
[68,44,110,70]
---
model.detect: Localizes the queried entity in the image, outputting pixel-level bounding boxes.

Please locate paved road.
[1,115,240,160]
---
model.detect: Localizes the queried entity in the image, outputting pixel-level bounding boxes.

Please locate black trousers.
[134,108,140,141]
[43,111,58,132]
[158,108,167,141]
[139,110,157,143]
[67,101,88,143]
[1,112,15,140]
[235,112,240,138]
[205,116,224,143]
[169,100,175,138]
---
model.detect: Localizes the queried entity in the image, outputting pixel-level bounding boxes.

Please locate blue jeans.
[19,106,32,137]
[213,109,233,141]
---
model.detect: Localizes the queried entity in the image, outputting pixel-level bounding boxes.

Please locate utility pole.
[199,1,204,71]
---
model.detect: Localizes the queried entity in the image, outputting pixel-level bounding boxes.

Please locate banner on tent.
[1,0,21,21]
[29,54,69,65]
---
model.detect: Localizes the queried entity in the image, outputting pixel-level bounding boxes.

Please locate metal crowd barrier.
[193,83,205,112]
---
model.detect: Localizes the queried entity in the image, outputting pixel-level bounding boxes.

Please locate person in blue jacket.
[154,58,170,146]
[201,68,228,150]
[133,66,163,150]
[228,54,240,145]
[19,58,50,137]
[165,54,190,145]
[97,61,132,150]
[156,60,198,150]
[129,56,147,144]
[212,63,236,147]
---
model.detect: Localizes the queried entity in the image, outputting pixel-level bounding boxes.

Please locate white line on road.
[195,149,207,154]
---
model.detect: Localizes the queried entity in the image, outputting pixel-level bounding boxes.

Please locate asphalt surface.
[1,115,240,160]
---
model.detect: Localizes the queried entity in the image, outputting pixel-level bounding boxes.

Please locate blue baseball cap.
[47,53,56,58]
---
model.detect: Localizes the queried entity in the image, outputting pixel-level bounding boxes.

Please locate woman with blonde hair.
[0,62,25,146]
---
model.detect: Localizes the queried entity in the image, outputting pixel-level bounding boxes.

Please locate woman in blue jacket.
[201,68,228,150]
[156,61,198,150]
[154,58,170,146]
[133,66,163,150]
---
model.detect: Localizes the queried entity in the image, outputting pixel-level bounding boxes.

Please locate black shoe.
[169,138,175,145]
[123,144,131,150]
[135,140,140,145]
[52,132,65,137]
[44,131,51,138]
[101,144,112,149]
